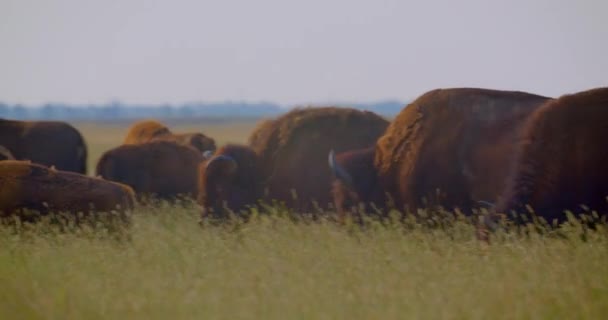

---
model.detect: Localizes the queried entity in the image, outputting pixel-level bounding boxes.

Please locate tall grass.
[1,122,605,319]
[0,203,606,319]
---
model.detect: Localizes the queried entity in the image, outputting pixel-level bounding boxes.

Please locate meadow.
[0,119,606,319]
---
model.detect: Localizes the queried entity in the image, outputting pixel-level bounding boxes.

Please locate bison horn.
[202,150,214,160]
[328,150,353,187]
[205,155,238,176]
[477,200,496,209]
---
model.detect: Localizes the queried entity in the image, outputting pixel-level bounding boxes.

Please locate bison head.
[198,145,263,220]
[328,147,386,222]
[177,133,216,154]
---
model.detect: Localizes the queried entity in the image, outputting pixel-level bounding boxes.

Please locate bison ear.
[328,150,354,188]
[205,155,238,178]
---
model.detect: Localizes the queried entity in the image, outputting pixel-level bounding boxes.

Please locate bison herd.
[1,86,607,233]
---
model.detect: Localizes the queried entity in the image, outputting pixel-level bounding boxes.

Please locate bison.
[198,107,389,219]
[0,119,87,173]
[153,132,216,154]
[123,119,172,144]
[123,119,216,153]
[0,145,14,161]
[96,140,204,200]
[329,88,551,220]
[494,87,608,225]
[0,160,135,221]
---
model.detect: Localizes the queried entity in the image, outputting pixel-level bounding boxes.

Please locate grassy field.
[0,120,606,319]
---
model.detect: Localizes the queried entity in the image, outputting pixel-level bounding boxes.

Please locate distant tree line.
[0,100,406,121]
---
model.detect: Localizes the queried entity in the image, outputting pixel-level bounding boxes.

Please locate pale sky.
[1,0,607,106]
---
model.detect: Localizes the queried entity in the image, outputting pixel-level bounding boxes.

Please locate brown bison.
[329,88,551,220]
[0,160,135,221]
[123,119,216,153]
[153,132,216,154]
[96,141,204,200]
[123,119,171,144]
[0,119,87,173]
[0,145,14,161]
[198,107,389,219]
[495,87,608,224]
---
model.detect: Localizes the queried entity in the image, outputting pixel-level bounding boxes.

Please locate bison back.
[123,119,172,144]
[248,107,389,210]
[151,132,216,154]
[0,160,134,218]
[375,88,551,213]
[0,120,88,174]
[497,87,608,223]
[96,141,203,200]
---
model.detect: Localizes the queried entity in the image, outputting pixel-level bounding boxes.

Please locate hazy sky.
[1,0,606,106]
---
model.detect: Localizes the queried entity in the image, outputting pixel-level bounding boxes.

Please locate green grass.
[0,121,607,319]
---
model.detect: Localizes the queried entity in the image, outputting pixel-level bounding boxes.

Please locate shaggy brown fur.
[199,107,389,218]
[331,88,551,218]
[123,119,216,153]
[246,118,275,151]
[0,160,135,220]
[123,119,172,144]
[0,119,88,173]
[96,141,204,200]
[0,145,14,161]
[496,87,608,224]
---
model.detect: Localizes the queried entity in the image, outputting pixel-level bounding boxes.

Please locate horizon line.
[0,98,409,109]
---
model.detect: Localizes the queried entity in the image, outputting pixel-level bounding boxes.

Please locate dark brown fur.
[198,144,262,219]
[96,141,204,200]
[0,160,135,220]
[199,107,389,218]
[332,88,551,218]
[151,132,216,153]
[496,87,608,224]
[0,119,88,173]
[0,145,14,161]
[331,147,386,222]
